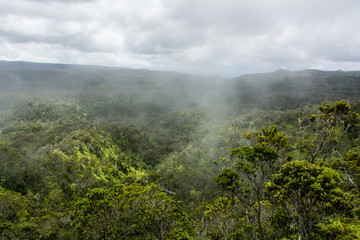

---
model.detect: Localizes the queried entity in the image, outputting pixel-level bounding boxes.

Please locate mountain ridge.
[1,60,360,113]
[2,60,359,79]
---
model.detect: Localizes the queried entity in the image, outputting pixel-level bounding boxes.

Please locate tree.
[298,100,360,190]
[298,100,360,163]
[265,160,350,240]
[334,152,360,190]
[74,183,193,239]
[244,125,289,153]
[215,143,279,240]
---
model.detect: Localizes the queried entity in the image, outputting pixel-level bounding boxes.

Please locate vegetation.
[0,61,360,239]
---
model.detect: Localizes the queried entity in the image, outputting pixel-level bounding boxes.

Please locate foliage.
[215,143,279,240]
[298,100,360,164]
[74,183,193,240]
[194,197,251,239]
[1,63,360,239]
[244,125,289,152]
[265,160,351,240]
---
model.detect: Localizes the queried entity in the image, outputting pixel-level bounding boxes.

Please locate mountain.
[0,60,359,114]
[0,61,360,239]
[0,60,228,114]
[229,68,360,109]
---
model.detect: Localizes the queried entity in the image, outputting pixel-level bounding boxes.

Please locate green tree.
[298,101,360,190]
[195,196,253,240]
[298,100,360,164]
[0,189,35,239]
[215,143,279,240]
[334,152,360,191]
[265,160,350,240]
[244,125,289,152]
[74,183,193,240]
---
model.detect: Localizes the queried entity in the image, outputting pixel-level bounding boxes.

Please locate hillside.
[230,68,360,109]
[1,61,360,114]
[0,61,360,239]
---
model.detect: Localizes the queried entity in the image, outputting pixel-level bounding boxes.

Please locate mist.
[1,60,360,198]
[1,59,360,239]
[1,0,360,237]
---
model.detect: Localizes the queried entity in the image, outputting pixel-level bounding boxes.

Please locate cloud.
[0,0,359,76]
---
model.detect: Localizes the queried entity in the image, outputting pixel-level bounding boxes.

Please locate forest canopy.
[1,61,360,239]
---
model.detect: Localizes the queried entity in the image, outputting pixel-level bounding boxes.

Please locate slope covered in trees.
[0,61,360,239]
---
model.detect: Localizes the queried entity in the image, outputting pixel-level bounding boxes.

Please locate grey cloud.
[128,25,208,55]
[62,0,97,1]
[0,0,360,76]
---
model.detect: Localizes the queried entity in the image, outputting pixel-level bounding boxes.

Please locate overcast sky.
[0,0,359,77]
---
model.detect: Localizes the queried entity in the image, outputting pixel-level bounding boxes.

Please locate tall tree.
[298,100,360,163]
[265,160,350,240]
[215,143,279,240]
[298,100,360,190]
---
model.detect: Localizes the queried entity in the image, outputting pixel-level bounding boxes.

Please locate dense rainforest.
[1,61,360,239]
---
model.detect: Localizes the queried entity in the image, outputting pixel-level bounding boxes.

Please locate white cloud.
[0,0,359,77]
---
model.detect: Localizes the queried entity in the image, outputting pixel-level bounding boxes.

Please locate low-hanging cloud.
[0,0,359,77]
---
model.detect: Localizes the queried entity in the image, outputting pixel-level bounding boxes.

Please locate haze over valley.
[1,0,360,239]
[0,59,360,239]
